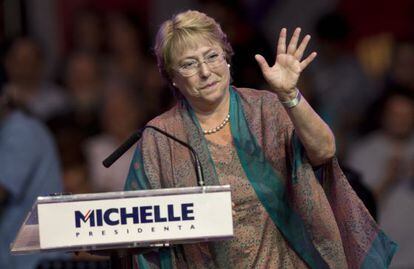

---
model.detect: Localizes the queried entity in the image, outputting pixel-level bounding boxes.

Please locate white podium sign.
[37,187,233,250]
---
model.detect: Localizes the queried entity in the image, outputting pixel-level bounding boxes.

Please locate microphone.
[102,125,205,186]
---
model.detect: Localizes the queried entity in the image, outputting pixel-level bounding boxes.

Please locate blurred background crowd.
[0,0,413,268]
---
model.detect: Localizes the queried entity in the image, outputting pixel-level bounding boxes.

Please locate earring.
[227,64,231,68]
[172,82,176,87]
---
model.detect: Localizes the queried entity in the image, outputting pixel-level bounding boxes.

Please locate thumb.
[255,54,269,73]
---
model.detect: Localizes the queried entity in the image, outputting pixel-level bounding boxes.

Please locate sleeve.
[291,134,397,268]
[261,90,296,173]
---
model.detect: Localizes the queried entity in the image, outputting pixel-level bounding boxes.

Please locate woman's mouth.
[200,81,218,90]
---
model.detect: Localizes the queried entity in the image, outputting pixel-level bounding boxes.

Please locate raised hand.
[255,27,317,100]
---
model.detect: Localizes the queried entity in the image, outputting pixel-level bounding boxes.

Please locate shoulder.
[234,86,280,102]
[140,104,184,145]
[0,112,60,171]
[1,111,54,144]
[145,104,183,133]
[147,105,179,127]
[0,111,61,194]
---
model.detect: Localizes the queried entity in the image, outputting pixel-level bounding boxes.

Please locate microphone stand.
[100,125,207,268]
[102,125,205,187]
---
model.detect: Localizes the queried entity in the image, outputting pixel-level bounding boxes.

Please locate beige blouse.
[206,139,309,268]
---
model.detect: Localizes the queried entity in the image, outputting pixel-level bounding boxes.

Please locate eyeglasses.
[175,51,226,77]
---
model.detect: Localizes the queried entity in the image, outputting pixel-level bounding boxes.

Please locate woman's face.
[171,41,230,111]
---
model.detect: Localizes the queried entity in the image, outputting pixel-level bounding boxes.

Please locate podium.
[11,185,233,268]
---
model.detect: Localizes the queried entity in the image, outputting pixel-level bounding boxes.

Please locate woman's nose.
[198,62,211,78]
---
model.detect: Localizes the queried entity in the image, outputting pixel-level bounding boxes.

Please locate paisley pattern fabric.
[206,139,310,268]
[125,86,397,269]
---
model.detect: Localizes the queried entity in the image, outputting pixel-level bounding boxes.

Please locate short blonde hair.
[154,10,233,83]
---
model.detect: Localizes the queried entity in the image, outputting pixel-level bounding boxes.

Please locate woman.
[125,10,396,268]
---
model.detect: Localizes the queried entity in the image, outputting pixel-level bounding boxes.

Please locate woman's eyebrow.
[180,48,219,61]
[203,48,217,54]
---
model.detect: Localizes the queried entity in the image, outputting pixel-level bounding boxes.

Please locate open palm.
[255,28,317,95]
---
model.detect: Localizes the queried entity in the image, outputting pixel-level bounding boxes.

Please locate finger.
[255,54,270,72]
[300,52,317,70]
[277,28,287,55]
[287,27,301,55]
[294,34,311,60]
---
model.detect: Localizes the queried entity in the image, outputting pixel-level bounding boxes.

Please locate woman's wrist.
[276,87,297,101]
[279,88,301,108]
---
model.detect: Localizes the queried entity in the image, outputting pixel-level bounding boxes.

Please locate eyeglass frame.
[173,50,227,77]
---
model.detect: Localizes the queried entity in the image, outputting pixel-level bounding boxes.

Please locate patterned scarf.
[125,86,397,268]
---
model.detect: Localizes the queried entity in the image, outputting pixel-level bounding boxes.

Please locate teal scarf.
[126,86,397,268]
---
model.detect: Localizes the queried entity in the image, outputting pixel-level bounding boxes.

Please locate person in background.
[70,8,106,56]
[0,80,64,268]
[386,40,414,92]
[85,79,146,192]
[346,92,414,268]
[49,51,103,138]
[307,12,375,158]
[3,37,69,121]
[124,10,397,268]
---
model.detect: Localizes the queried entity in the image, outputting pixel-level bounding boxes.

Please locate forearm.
[282,92,336,166]
[255,26,331,165]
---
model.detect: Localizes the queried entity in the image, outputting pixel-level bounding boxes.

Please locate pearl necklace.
[202,113,230,135]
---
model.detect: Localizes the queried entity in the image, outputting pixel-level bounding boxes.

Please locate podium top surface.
[37,185,230,204]
[11,185,232,255]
